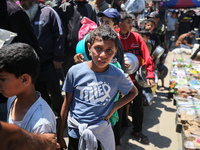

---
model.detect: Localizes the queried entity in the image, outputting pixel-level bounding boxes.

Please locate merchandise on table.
[170,58,200,150]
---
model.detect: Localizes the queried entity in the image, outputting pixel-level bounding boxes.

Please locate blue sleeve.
[118,73,133,95]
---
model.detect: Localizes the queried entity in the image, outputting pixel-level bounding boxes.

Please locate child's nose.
[99,50,107,57]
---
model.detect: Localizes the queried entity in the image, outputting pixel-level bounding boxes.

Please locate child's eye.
[96,47,102,51]
[106,49,114,54]
[105,21,110,25]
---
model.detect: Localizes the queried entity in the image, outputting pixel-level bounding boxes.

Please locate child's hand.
[147,78,155,88]
[103,113,112,121]
[42,133,60,149]
[103,109,115,120]
[53,61,62,69]
[125,62,131,68]
[74,53,86,64]
[57,138,67,150]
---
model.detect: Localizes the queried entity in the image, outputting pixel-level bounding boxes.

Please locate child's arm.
[0,121,59,150]
[57,92,73,149]
[104,85,138,120]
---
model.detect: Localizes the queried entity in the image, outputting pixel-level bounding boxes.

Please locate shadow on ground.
[121,87,175,149]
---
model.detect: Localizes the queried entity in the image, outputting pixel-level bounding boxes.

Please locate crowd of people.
[0,0,200,150]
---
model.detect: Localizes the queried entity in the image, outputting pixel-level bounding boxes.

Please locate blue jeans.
[179,44,191,49]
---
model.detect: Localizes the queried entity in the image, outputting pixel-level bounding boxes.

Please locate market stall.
[169,56,200,150]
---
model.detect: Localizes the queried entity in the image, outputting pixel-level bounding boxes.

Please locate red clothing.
[118,31,155,82]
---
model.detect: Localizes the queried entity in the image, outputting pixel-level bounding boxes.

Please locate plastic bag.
[125,0,145,14]
[0,29,17,49]
[78,17,97,41]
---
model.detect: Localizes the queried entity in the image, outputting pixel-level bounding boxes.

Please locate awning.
[164,0,200,8]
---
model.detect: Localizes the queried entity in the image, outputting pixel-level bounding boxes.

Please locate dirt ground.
[119,51,190,150]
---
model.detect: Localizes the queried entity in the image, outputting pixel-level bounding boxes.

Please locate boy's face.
[189,34,194,38]
[145,22,155,32]
[100,16,118,30]
[119,18,133,33]
[171,13,176,18]
[87,37,117,72]
[0,71,23,98]
[141,34,149,43]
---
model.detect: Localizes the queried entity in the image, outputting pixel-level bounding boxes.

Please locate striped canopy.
[164,0,200,8]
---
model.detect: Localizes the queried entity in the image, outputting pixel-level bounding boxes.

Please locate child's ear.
[87,43,92,56]
[113,24,119,30]
[21,74,31,86]
[118,22,122,28]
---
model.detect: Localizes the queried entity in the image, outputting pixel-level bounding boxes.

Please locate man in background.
[20,0,65,116]
[175,30,195,49]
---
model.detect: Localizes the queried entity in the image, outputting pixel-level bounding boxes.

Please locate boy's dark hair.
[140,29,152,37]
[111,18,119,26]
[0,43,40,84]
[120,11,132,22]
[146,18,155,25]
[171,11,176,15]
[88,25,118,49]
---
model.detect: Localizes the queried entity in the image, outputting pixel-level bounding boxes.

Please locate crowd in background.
[1,0,200,149]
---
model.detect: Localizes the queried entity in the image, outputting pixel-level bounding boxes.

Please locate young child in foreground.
[0,43,56,134]
[58,25,138,150]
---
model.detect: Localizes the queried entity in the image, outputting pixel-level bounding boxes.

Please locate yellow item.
[151,84,157,94]
[190,70,197,74]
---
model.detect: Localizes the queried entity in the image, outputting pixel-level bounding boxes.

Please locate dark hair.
[0,43,40,84]
[120,11,132,22]
[88,25,118,49]
[171,11,176,15]
[111,18,119,26]
[189,30,195,35]
[146,18,155,25]
[140,29,152,37]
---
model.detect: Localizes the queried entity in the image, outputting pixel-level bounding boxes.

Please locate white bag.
[125,0,145,14]
[0,29,17,49]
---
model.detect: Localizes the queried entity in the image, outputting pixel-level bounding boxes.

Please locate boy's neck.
[12,87,39,121]
[119,30,129,35]
[87,61,109,73]
[15,88,39,109]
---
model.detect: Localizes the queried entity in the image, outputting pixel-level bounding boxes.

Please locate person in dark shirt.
[175,30,195,49]
[58,0,99,76]
[178,10,194,36]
